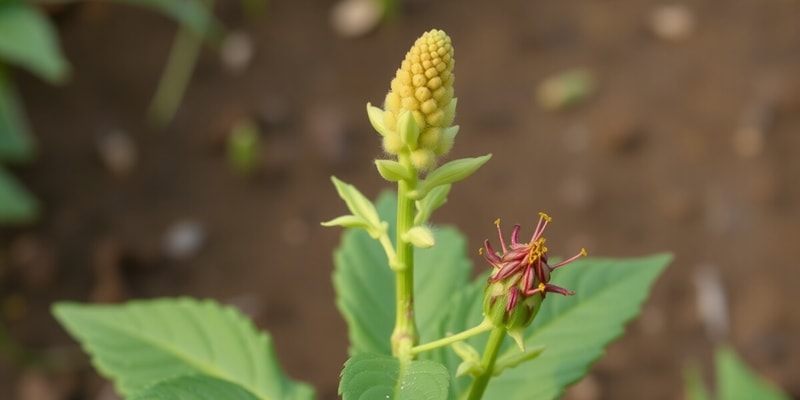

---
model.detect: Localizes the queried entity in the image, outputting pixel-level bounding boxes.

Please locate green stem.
[148,18,205,128]
[466,326,507,400]
[411,320,493,356]
[391,153,419,356]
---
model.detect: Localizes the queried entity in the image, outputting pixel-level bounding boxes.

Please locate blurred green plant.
[685,345,790,400]
[0,0,267,224]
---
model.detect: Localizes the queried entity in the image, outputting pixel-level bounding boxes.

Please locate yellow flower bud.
[374,29,458,166]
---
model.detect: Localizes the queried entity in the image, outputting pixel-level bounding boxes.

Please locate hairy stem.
[466,326,507,400]
[391,153,419,357]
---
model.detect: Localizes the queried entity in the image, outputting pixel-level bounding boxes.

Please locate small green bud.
[375,159,412,182]
[397,111,420,149]
[366,103,388,136]
[403,225,435,248]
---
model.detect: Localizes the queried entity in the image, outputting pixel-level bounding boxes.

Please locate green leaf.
[330,176,384,238]
[0,69,35,162]
[435,254,671,399]
[716,345,789,400]
[339,352,449,400]
[375,159,412,182]
[130,374,259,400]
[0,165,39,224]
[412,154,491,199]
[0,2,70,83]
[52,298,314,400]
[333,192,472,356]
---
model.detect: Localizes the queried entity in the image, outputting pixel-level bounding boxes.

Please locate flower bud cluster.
[482,214,586,347]
[368,29,458,171]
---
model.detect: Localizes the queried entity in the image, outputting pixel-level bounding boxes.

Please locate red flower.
[482,213,586,329]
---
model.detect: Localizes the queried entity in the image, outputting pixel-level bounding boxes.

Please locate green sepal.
[330,176,384,236]
[397,110,420,150]
[494,344,546,376]
[410,154,492,199]
[321,215,371,230]
[366,103,388,137]
[414,184,450,225]
[451,341,482,377]
[403,225,435,249]
[375,159,412,182]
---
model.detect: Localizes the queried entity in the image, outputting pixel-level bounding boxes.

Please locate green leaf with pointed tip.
[52,298,314,400]
[0,2,70,83]
[716,346,789,400]
[129,375,259,400]
[0,165,39,224]
[330,176,384,237]
[333,192,472,356]
[433,254,671,399]
[413,154,491,199]
[0,69,35,162]
[339,352,449,400]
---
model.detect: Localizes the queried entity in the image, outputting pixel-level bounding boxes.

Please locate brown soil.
[2,1,800,399]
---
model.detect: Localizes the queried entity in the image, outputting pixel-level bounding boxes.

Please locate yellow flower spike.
[376,29,457,164]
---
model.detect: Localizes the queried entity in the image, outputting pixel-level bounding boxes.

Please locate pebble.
[220,31,254,75]
[693,265,729,341]
[96,129,136,176]
[162,219,206,260]
[330,0,382,38]
[649,5,695,42]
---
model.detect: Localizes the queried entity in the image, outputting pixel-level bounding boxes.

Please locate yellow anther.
[494,218,501,227]
[580,248,588,257]
[538,212,552,222]
[478,248,484,255]
[538,282,547,292]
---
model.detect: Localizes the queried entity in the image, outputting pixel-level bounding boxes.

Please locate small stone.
[220,31,254,75]
[650,5,695,42]
[330,0,382,38]
[96,129,136,176]
[693,265,729,341]
[163,220,206,260]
